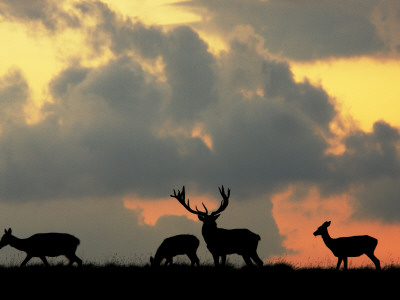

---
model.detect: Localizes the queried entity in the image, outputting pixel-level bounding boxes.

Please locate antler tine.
[219,185,230,200]
[211,185,230,216]
[198,202,208,215]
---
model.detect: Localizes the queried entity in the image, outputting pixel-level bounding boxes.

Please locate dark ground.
[0,263,397,298]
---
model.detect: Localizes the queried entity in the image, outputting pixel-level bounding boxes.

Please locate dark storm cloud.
[0,0,79,31]
[74,2,218,124]
[328,121,400,219]
[0,18,336,204]
[181,0,385,60]
[0,69,29,125]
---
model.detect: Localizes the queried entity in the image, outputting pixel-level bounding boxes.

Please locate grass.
[0,261,397,298]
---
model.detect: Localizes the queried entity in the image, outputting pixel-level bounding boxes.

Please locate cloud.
[0,69,29,126]
[181,0,386,61]
[371,1,400,56]
[0,11,398,216]
[0,0,80,32]
[319,121,400,194]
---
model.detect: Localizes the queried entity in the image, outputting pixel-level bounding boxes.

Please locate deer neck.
[201,222,219,243]
[152,253,163,266]
[8,235,27,252]
[321,230,335,250]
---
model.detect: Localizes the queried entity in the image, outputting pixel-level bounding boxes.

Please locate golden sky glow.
[292,57,400,132]
[103,0,200,25]
[0,22,59,101]
[0,0,200,125]
[3,1,398,134]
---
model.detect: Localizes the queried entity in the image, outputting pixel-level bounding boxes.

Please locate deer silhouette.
[171,186,263,267]
[0,228,82,267]
[313,221,380,270]
[150,234,200,267]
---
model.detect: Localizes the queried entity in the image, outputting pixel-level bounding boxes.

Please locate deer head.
[313,221,331,236]
[0,228,13,249]
[170,186,230,227]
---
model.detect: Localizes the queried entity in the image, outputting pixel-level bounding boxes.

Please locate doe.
[313,221,380,270]
[0,228,82,267]
[150,234,200,267]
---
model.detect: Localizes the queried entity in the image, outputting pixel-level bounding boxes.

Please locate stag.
[150,234,200,267]
[171,186,263,267]
[0,228,82,267]
[313,221,380,270]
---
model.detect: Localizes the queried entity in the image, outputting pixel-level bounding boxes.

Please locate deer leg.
[20,255,32,267]
[194,255,200,266]
[336,257,343,270]
[165,257,172,266]
[66,254,82,266]
[221,255,226,266]
[212,254,220,266]
[251,252,264,267]
[343,257,348,270]
[74,254,83,267]
[366,253,381,270]
[40,256,49,267]
[243,255,253,267]
[188,253,200,266]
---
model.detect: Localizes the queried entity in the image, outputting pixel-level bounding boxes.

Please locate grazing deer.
[150,234,200,267]
[313,221,381,270]
[0,228,82,267]
[171,186,263,267]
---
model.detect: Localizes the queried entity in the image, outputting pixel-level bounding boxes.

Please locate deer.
[150,234,200,267]
[171,186,263,267]
[0,228,83,267]
[313,221,381,270]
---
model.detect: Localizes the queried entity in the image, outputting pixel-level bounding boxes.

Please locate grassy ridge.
[0,263,397,298]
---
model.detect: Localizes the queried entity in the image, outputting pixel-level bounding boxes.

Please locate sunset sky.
[0,0,399,268]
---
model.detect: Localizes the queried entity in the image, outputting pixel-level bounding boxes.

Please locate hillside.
[0,263,396,298]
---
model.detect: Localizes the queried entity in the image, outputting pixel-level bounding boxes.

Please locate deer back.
[156,234,199,258]
[204,227,261,255]
[331,235,378,257]
[25,233,80,256]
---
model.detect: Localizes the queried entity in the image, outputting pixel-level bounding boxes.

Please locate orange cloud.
[271,186,400,268]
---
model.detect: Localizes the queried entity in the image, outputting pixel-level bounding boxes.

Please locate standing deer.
[0,228,82,267]
[171,186,263,267]
[150,234,200,267]
[313,221,380,270]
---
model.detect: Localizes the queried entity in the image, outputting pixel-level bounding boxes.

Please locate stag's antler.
[170,186,208,217]
[210,185,230,216]
[171,186,231,218]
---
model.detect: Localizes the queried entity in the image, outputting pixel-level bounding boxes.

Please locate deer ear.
[327,221,331,227]
[198,215,205,222]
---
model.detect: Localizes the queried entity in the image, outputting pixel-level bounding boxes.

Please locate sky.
[0,0,399,268]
